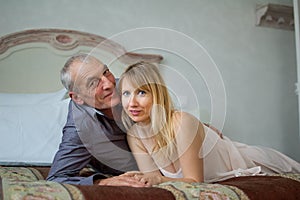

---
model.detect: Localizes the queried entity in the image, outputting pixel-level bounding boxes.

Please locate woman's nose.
[128,95,138,106]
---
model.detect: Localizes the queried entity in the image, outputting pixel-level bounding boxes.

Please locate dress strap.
[159,167,183,178]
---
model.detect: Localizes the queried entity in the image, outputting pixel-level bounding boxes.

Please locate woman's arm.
[174,112,205,183]
[126,112,205,185]
[126,133,167,186]
[127,133,160,173]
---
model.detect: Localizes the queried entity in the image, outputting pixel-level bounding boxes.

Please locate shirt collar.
[94,108,104,116]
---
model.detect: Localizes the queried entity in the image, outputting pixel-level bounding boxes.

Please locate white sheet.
[0,90,69,165]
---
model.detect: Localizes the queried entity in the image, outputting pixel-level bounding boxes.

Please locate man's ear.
[69,91,84,105]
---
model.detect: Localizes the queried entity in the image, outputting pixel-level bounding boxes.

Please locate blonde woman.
[118,61,300,186]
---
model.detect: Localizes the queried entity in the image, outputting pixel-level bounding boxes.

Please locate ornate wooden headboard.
[0,29,163,93]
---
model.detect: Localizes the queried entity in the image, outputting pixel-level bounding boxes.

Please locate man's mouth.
[101,92,113,100]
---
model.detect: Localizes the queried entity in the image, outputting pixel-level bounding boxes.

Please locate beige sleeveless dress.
[160,125,300,182]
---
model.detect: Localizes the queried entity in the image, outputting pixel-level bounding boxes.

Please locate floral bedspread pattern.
[0,166,84,200]
[155,181,249,200]
[271,172,300,182]
[2,180,84,200]
[1,166,300,200]
[0,166,44,182]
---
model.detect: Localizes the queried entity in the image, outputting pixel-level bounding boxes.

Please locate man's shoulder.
[69,100,95,117]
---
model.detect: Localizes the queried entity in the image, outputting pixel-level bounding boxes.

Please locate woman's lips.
[129,110,141,116]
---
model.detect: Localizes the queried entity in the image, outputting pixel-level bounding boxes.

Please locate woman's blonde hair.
[118,61,176,154]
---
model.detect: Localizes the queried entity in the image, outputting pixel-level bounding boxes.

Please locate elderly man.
[47,54,144,186]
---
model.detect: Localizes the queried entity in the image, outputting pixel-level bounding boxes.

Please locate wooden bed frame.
[0,29,299,200]
[0,29,162,93]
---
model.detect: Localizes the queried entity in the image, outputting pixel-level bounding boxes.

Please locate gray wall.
[1,0,299,161]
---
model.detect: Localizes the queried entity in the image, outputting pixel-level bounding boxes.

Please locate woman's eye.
[122,91,130,97]
[137,90,146,96]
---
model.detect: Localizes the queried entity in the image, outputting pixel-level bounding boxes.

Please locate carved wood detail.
[0,29,163,63]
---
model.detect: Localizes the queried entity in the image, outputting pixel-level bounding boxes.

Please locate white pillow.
[0,98,70,165]
[0,88,68,106]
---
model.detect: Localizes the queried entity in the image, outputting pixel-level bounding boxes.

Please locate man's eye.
[89,79,100,88]
[103,69,111,76]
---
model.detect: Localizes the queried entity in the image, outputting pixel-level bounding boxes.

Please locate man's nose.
[101,76,113,89]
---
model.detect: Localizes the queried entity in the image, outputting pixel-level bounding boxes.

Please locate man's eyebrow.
[102,64,108,72]
[85,64,108,88]
[86,76,97,88]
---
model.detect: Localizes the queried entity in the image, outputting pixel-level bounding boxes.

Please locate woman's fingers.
[132,174,152,186]
[98,176,147,187]
[120,171,143,177]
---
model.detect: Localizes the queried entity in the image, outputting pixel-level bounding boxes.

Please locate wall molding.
[256,3,294,31]
[0,28,163,64]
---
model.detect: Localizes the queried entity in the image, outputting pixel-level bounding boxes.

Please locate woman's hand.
[98,173,148,187]
[121,171,163,186]
[133,172,163,186]
[204,123,223,139]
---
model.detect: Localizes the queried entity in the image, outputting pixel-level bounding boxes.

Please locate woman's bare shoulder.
[172,110,199,122]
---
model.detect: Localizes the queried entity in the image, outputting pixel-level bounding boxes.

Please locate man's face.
[70,58,120,110]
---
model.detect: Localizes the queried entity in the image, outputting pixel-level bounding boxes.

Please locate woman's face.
[121,77,153,125]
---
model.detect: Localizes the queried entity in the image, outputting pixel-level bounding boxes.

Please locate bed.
[0,28,299,200]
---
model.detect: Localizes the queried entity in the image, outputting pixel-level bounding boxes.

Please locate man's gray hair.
[60,53,94,91]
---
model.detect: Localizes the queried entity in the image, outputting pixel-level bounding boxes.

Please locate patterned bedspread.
[0,167,84,200]
[1,166,300,200]
[156,173,300,200]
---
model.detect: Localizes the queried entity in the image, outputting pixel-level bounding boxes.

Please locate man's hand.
[97,174,148,187]
[204,123,224,139]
